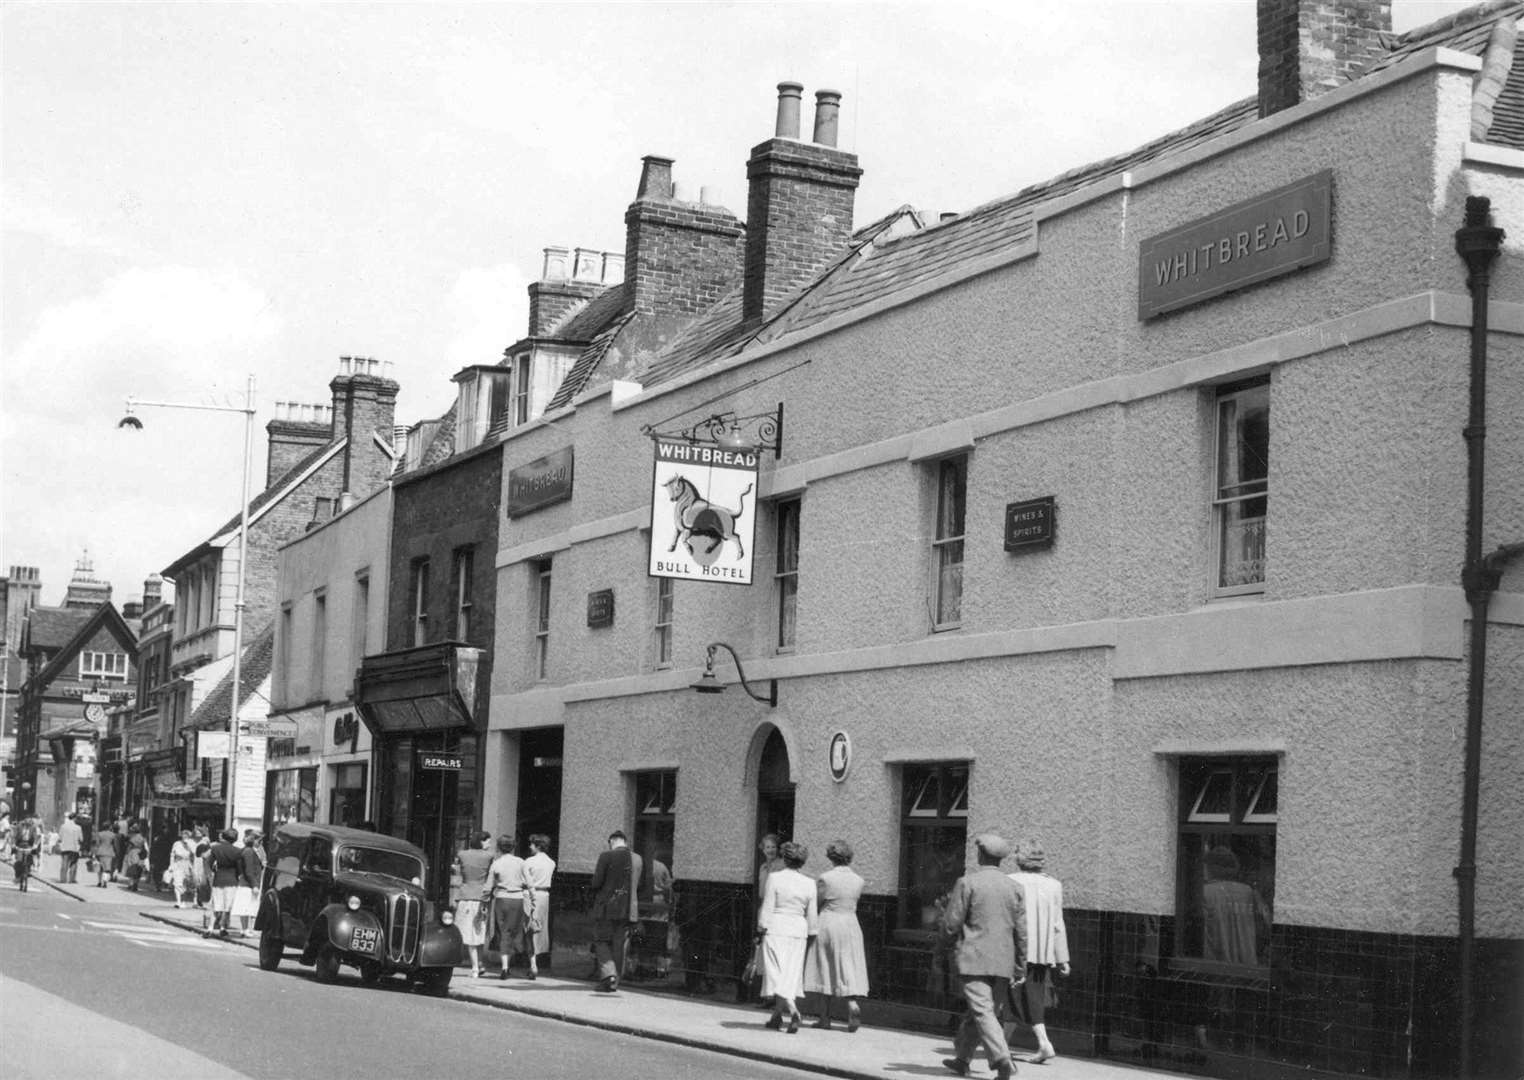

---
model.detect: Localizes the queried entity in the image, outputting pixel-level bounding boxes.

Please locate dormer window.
[452,365,513,453]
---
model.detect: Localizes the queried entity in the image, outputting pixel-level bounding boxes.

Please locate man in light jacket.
[939,832,1027,1079]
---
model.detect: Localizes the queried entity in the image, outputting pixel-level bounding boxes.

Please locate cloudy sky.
[1,1,1470,608]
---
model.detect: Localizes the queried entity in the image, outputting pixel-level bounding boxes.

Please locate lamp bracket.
[642,403,783,459]
[701,642,777,707]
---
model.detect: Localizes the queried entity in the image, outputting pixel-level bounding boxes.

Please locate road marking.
[82,919,226,950]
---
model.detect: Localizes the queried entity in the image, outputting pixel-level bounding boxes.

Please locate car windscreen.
[336,845,424,885]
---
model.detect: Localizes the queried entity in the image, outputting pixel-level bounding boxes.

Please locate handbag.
[162,868,173,885]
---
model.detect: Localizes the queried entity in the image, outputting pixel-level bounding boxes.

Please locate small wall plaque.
[1005,496,1056,552]
[587,589,615,628]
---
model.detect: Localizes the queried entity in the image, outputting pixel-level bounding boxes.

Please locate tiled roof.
[551,282,629,341]
[418,400,459,470]
[1369,0,1524,148]
[623,2,1521,395]
[24,607,94,651]
[189,619,274,729]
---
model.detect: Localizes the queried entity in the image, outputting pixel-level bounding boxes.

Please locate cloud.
[441,263,531,375]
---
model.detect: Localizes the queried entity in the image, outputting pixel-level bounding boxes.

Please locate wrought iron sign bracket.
[641,403,783,459]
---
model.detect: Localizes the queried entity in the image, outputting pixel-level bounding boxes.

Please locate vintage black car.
[255,823,462,994]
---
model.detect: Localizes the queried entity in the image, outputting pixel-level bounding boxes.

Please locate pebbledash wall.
[485,50,1522,1080]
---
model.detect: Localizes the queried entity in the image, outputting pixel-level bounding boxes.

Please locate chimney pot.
[700,185,718,206]
[542,246,570,281]
[812,89,842,147]
[637,155,675,200]
[775,81,804,138]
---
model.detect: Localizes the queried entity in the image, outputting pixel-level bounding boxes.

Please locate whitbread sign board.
[648,438,758,585]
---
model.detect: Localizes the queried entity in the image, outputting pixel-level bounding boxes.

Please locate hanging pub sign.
[1137,169,1332,319]
[648,437,758,585]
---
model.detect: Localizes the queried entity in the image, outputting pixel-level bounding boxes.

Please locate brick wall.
[264,420,329,487]
[1257,0,1392,118]
[625,198,744,321]
[529,279,604,335]
[329,373,399,496]
[742,138,861,323]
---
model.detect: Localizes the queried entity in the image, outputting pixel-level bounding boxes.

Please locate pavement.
[14,851,1198,1080]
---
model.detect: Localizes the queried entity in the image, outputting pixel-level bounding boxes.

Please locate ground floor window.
[899,761,969,931]
[266,767,317,831]
[633,769,676,899]
[328,762,367,827]
[1175,756,1276,969]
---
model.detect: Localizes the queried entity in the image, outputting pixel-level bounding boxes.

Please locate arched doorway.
[755,727,794,847]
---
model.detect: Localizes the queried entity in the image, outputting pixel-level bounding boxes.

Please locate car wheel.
[358,961,384,985]
[258,927,284,971]
[314,945,341,983]
[417,967,452,996]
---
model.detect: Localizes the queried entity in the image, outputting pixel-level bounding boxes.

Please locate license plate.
[350,926,379,952]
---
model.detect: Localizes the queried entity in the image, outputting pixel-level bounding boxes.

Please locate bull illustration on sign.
[663,473,752,567]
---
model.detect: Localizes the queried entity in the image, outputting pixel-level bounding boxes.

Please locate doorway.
[755,727,795,848]
[516,727,564,855]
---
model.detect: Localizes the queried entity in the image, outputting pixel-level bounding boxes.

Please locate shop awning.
[355,642,483,734]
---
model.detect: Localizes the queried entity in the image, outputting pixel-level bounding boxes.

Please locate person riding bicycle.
[12,813,42,892]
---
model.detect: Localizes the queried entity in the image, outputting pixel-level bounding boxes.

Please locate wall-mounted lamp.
[690,641,777,707]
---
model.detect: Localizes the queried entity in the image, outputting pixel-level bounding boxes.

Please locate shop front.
[356,642,483,903]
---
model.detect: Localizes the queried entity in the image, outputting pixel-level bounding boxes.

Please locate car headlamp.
[346,895,361,911]
[440,909,455,926]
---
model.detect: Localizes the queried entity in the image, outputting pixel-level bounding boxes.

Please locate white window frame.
[411,558,430,648]
[654,576,674,668]
[774,499,800,651]
[931,455,967,631]
[453,547,474,642]
[352,570,370,673]
[79,651,128,680]
[533,559,552,680]
[311,589,327,699]
[1211,382,1270,597]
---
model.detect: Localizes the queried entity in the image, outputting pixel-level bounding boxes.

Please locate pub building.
[474,5,1523,1078]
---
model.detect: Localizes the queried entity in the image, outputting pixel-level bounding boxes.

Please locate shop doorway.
[755,727,795,848]
[516,727,563,854]
[375,729,477,903]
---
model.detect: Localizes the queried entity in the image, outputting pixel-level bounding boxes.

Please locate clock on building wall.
[84,703,106,725]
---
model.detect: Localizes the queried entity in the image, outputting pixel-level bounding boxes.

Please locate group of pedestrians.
[451,830,555,982]
[939,833,1070,1079]
[202,827,267,937]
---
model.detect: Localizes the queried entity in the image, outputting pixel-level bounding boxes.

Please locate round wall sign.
[828,731,851,783]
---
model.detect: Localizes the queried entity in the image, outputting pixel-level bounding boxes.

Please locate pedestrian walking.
[804,839,868,1031]
[1006,838,1070,1064]
[234,830,265,935]
[150,824,174,893]
[938,832,1027,1080]
[122,824,148,891]
[11,813,41,891]
[452,830,494,978]
[751,832,785,1006]
[92,826,117,887]
[206,828,242,936]
[590,829,642,993]
[758,840,817,1034]
[56,813,83,883]
[191,827,212,913]
[522,834,555,979]
[167,829,196,907]
[483,834,528,980]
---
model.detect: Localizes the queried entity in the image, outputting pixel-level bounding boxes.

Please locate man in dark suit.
[939,832,1027,1079]
[590,829,643,993]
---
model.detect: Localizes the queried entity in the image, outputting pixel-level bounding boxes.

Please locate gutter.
[1452,194,1518,1080]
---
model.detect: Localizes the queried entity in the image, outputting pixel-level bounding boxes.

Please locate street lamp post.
[120,374,256,832]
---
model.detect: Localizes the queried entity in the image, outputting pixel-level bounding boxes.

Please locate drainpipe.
[1452,195,1507,1080]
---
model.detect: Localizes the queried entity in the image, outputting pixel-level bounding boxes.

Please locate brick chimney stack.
[142,574,163,610]
[1257,0,1391,118]
[264,401,332,486]
[527,246,625,335]
[743,83,862,326]
[623,154,745,323]
[329,356,400,502]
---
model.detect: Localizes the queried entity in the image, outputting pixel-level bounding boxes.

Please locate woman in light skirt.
[804,839,869,1031]
[758,841,817,1034]
[453,831,495,977]
[521,834,556,979]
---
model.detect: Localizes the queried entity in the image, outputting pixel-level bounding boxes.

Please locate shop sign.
[197,731,230,760]
[1004,496,1056,552]
[828,731,852,783]
[507,446,574,517]
[239,719,299,738]
[1138,170,1332,319]
[586,589,615,628]
[648,437,758,585]
[332,711,361,753]
[418,752,462,771]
